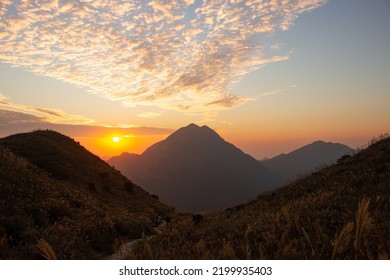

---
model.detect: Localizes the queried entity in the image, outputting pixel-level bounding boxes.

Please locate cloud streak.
[0,0,326,112]
[0,108,173,138]
[257,84,299,99]
[0,92,95,124]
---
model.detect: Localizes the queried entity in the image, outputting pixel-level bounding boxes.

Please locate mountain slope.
[131,135,390,259]
[109,124,274,212]
[261,140,355,185]
[0,130,172,259]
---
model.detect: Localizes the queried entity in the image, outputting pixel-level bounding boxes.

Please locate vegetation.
[129,135,390,259]
[0,130,172,259]
[1,130,389,259]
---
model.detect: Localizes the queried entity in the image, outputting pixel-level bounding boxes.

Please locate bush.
[114,221,133,235]
[88,182,96,192]
[47,204,70,224]
[123,182,134,193]
[3,216,30,245]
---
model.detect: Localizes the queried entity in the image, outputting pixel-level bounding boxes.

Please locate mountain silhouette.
[0,130,171,259]
[130,135,390,259]
[109,124,274,212]
[261,140,355,185]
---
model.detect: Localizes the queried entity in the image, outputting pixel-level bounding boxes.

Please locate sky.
[0,0,389,160]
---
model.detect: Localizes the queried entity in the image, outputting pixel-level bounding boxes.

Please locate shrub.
[124,182,134,193]
[88,182,96,192]
[99,172,109,180]
[3,216,30,245]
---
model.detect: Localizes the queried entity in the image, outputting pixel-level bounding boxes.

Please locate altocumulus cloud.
[0,0,326,112]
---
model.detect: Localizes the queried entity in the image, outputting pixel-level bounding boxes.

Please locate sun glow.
[112,136,120,143]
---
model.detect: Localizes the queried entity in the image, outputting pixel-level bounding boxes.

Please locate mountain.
[131,135,390,259]
[108,124,274,212]
[0,130,172,259]
[261,140,355,185]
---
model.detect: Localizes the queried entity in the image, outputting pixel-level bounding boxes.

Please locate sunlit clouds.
[260,84,298,97]
[137,111,163,119]
[0,0,326,113]
[0,92,95,124]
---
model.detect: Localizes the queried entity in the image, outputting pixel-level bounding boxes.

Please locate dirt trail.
[106,222,166,260]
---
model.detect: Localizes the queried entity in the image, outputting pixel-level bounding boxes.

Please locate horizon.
[1,0,389,160]
[0,123,367,161]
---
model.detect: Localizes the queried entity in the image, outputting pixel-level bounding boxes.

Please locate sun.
[112,136,120,143]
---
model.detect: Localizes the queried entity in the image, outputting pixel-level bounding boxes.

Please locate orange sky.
[74,134,168,160]
[0,0,389,161]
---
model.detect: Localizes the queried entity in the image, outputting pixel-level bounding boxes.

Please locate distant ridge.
[261,140,355,185]
[109,124,274,212]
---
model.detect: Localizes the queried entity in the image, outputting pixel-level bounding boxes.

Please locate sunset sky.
[0,0,389,159]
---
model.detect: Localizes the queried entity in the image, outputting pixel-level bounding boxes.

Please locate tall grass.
[332,222,353,259]
[129,136,390,260]
[354,197,374,258]
[37,239,57,260]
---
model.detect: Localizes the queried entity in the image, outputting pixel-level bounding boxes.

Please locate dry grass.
[37,239,57,260]
[354,197,374,258]
[129,136,390,260]
[332,222,354,259]
[0,130,172,259]
[1,131,389,259]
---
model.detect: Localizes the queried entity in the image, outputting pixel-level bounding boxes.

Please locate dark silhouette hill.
[0,130,172,259]
[261,140,355,185]
[109,124,274,212]
[131,135,390,259]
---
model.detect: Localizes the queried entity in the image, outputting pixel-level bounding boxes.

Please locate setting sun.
[112,136,120,143]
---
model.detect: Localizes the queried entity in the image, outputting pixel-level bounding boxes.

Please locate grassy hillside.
[0,130,172,259]
[130,135,390,259]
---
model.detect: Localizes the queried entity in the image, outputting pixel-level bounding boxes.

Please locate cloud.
[137,111,163,119]
[0,0,327,113]
[259,84,299,97]
[0,92,173,137]
[207,93,251,108]
[0,108,173,138]
[0,91,95,124]
[0,108,43,125]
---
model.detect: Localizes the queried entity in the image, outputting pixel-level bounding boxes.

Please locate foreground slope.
[109,124,274,212]
[0,130,172,259]
[261,140,355,185]
[131,135,390,259]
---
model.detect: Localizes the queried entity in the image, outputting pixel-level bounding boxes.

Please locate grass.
[37,239,57,260]
[129,136,390,259]
[1,130,389,259]
[0,130,173,259]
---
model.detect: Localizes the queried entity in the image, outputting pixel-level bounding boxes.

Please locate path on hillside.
[106,222,166,260]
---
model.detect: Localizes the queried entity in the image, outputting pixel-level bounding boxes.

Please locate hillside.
[261,140,355,185]
[0,130,172,259]
[109,124,275,212]
[130,135,390,259]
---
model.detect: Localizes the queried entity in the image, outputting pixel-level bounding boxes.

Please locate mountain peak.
[164,123,222,144]
[109,124,273,211]
[181,123,213,131]
[312,140,327,145]
[186,123,200,129]
[182,123,215,133]
[261,140,355,186]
